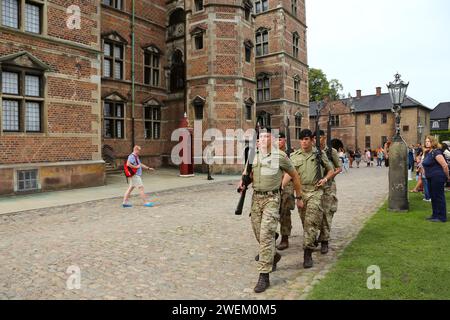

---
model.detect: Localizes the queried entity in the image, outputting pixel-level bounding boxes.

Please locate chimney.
[356,90,362,99]
[376,87,382,96]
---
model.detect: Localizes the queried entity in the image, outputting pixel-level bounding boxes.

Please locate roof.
[430,102,450,120]
[310,93,431,116]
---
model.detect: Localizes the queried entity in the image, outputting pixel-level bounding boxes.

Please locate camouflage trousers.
[279,182,295,236]
[298,186,324,250]
[318,181,338,242]
[250,192,281,273]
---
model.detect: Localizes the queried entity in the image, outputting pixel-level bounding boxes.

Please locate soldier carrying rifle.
[237,127,301,293]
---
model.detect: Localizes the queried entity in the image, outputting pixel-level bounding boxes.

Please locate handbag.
[124,154,138,178]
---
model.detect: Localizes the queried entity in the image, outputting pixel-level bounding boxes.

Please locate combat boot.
[254,273,270,293]
[276,235,289,250]
[303,249,314,269]
[321,241,329,254]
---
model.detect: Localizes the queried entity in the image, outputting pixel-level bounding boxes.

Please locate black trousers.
[428,175,447,222]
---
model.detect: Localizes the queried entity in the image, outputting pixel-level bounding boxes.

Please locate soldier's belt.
[254,189,280,196]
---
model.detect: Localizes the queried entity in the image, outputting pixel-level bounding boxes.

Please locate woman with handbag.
[422,136,450,222]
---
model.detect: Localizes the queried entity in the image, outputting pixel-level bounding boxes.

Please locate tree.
[308,68,344,102]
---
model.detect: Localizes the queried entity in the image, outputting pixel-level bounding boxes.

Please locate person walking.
[377,147,384,167]
[315,130,342,254]
[122,145,155,208]
[422,136,449,223]
[283,129,334,268]
[365,149,372,167]
[354,149,362,168]
[238,127,301,293]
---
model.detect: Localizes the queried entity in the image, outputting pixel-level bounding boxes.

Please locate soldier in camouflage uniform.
[277,132,295,250]
[239,127,301,293]
[283,129,334,268]
[315,130,342,254]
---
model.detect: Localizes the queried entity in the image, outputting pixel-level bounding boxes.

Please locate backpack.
[124,154,138,178]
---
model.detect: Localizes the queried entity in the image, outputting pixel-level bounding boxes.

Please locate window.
[403,125,409,132]
[295,114,302,139]
[381,112,387,124]
[365,113,371,125]
[144,48,160,86]
[144,106,161,140]
[170,50,185,92]
[194,100,204,120]
[17,169,38,191]
[194,34,203,50]
[103,101,124,138]
[245,103,253,121]
[244,40,253,63]
[194,0,203,12]
[292,32,300,58]
[1,0,42,33]
[245,7,251,21]
[102,0,122,10]
[330,115,340,127]
[294,78,300,102]
[103,41,124,79]
[1,70,43,132]
[255,0,268,14]
[257,111,271,127]
[381,136,388,147]
[255,29,269,56]
[291,0,297,16]
[257,75,270,102]
[365,136,371,149]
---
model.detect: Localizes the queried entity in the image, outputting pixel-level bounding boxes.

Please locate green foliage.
[308,68,344,102]
[307,181,450,300]
[431,130,450,142]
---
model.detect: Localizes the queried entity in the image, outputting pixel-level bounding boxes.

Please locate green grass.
[308,181,450,300]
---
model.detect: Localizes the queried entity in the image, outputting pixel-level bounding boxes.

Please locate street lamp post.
[387,73,409,212]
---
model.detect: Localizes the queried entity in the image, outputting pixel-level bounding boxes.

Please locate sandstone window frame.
[244,40,254,63]
[102,93,126,140]
[102,32,127,81]
[381,112,387,124]
[16,168,39,192]
[365,113,371,125]
[292,31,300,58]
[381,136,388,148]
[255,28,269,57]
[256,73,270,102]
[365,136,371,149]
[193,96,205,121]
[144,103,161,140]
[291,0,298,16]
[169,49,185,93]
[191,27,206,51]
[1,68,44,133]
[102,0,123,10]
[254,0,268,14]
[330,115,340,127]
[243,0,253,21]
[143,45,161,87]
[293,75,300,102]
[244,97,254,121]
[256,111,271,127]
[1,0,45,35]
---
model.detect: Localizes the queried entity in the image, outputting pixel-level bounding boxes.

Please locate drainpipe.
[131,0,136,148]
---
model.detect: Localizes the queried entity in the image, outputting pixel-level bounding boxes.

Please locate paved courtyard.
[0,166,388,300]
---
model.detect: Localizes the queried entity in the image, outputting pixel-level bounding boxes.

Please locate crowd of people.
[410,138,450,223]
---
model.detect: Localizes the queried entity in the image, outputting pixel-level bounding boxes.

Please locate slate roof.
[310,93,430,116]
[430,102,450,120]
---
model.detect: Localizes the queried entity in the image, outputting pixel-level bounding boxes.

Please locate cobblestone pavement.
[0,166,388,300]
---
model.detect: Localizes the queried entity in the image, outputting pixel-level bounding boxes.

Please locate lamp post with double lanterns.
[387,73,409,212]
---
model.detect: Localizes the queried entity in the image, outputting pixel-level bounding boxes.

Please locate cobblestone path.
[0,166,388,299]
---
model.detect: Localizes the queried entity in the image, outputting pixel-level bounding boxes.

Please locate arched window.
[170,50,185,92]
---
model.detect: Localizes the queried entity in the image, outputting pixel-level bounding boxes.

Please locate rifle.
[326,110,333,160]
[283,109,292,157]
[315,104,324,182]
[235,123,259,215]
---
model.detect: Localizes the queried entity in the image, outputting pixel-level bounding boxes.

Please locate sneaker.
[144,202,155,207]
[423,199,431,202]
[122,203,132,208]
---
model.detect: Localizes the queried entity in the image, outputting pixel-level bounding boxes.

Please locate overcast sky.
[306,0,450,109]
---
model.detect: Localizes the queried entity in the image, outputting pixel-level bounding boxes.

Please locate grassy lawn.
[308,181,450,300]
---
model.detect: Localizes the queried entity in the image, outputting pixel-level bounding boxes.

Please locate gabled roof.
[430,102,450,120]
[310,93,431,116]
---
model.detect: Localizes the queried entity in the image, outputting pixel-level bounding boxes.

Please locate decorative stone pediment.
[143,97,163,107]
[190,25,207,35]
[256,72,271,79]
[243,0,253,9]
[244,39,254,48]
[293,74,301,81]
[292,31,300,37]
[192,95,206,106]
[245,97,254,105]
[256,27,270,33]
[101,31,128,44]
[103,91,128,102]
[143,44,162,55]
[0,51,51,71]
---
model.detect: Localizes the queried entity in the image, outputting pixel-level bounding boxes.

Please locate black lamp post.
[386,73,409,212]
